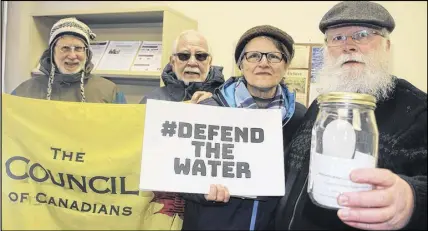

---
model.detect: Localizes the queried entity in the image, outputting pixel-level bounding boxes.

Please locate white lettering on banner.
[139,99,285,196]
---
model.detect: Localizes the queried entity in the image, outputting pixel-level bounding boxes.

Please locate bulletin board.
[283,43,324,107]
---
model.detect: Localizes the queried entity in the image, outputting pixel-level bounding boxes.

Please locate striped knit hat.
[46,17,96,102]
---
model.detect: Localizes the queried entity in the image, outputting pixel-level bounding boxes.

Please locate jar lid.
[317,92,376,107]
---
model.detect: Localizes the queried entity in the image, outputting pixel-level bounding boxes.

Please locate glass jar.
[308,92,379,209]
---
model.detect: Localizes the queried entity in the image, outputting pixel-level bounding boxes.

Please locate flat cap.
[235,25,294,65]
[319,1,395,33]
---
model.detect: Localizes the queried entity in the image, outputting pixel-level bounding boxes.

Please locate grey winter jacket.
[12,74,123,103]
[12,49,126,104]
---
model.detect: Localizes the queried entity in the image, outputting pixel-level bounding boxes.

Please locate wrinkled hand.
[337,168,415,230]
[204,184,230,203]
[190,91,212,104]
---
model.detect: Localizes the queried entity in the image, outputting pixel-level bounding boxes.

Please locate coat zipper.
[288,175,308,230]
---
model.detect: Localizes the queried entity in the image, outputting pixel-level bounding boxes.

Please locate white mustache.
[336,54,365,66]
[184,68,200,74]
[317,44,394,102]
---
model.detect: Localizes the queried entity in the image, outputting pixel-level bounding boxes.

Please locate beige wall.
[4,1,36,93]
[4,1,427,94]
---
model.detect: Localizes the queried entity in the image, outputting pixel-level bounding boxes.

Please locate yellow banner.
[1,94,183,230]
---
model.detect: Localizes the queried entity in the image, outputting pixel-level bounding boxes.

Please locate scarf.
[221,77,293,121]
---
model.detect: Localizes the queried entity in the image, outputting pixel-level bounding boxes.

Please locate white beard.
[62,64,85,74]
[57,57,86,75]
[316,42,395,101]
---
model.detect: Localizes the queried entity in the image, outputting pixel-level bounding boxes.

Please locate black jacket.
[139,63,225,103]
[182,77,307,230]
[275,77,427,230]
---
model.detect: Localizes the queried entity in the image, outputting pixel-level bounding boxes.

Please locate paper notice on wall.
[284,69,309,106]
[90,41,109,69]
[96,41,142,71]
[289,44,310,69]
[131,41,162,72]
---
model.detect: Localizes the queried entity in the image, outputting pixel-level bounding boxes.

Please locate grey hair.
[380,28,390,39]
[236,35,288,69]
[171,30,212,54]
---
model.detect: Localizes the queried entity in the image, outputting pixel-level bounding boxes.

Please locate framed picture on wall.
[283,43,324,107]
[283,69,310,107]
[310,44,324,83]
[289,44,311,69]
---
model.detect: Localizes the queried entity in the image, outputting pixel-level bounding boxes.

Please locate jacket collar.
[217,77,296,122]
[161,63,225,101]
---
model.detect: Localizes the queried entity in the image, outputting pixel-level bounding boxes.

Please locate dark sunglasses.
[173,52,210,62]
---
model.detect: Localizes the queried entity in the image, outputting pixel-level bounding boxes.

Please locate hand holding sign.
[190,91,213,104]
[205,184,230,203]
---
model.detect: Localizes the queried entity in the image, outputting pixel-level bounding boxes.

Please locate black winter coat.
[275,78,427,230]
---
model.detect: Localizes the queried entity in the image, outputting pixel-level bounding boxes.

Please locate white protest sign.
[139,99,285,196]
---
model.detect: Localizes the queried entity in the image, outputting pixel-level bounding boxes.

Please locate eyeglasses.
[243,51,285,63]
[57,45,87,53]
[173,52,210,62]
[325,30,385,47]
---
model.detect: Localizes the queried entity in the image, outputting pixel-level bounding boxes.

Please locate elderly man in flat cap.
[275,1,427,230]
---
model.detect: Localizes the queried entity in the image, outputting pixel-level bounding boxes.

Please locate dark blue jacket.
[182,77,307,230]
